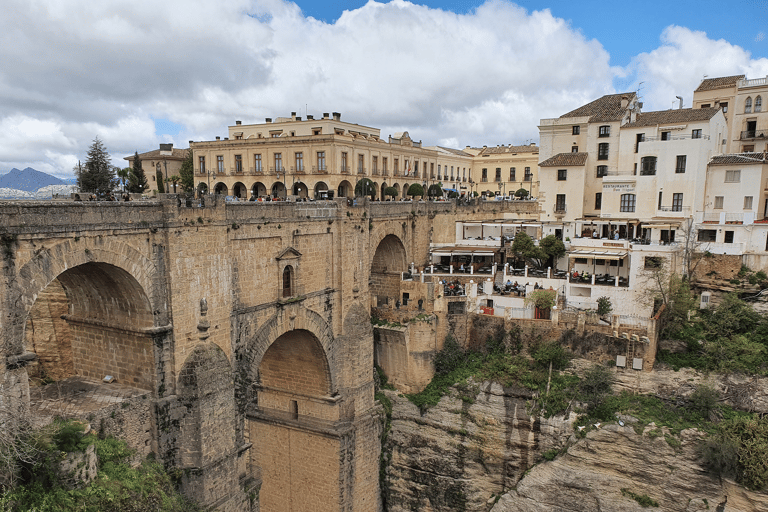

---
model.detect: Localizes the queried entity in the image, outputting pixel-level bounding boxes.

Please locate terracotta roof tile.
[436,146,473,157]
[560,93,636,122]
[694,75,744,92]
[125,148,189,161]
[623,108,720,127]
[477,145,539,156]
[539,153,588,167]
[709,153,768,165]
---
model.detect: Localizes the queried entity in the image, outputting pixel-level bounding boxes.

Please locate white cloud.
[3,1,766,179]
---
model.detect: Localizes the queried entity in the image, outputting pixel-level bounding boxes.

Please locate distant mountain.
[0,168,65,192]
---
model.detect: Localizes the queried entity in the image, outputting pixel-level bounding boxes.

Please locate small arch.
[282,265,293,297]
[381,182,388,200]
[214,182,228,195]
[252,181,267,198]
[197,182,208,196]
[371,234,407,274]
[393,183,400,197]
[746,96,753,113]
[292,181,308,198]
[271,181,286,199]
[337,180,353,198]
[232,181,247,199]
[756,95,763,113]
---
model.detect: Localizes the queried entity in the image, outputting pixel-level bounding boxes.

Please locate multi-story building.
[467,144,540,199]
[124,143,188,193]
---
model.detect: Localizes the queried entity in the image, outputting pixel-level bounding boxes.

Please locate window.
[745,196,754,209]
[235,154,242,173]
[312,128,321,135]
[698,230,716,242]
[595,192,602,210]
[557,169,567,181]
[724,231,734,243]
[672,193,683,212]
[635,133,645,152]
[254,154,262,172]
[756,96,763,112]
[394,158,399,174]
[572,126,580,135]
[317,151,326,171]
[481,168,487,182]
[714,196,724,209]
[700,103,711,108]
[745,96,753,113]
[341,152,348,172]
[282,265,293,297]
[495,168,502,182]
[661,131,671,141]
[644,257,662,269]
[692,129,702,139]
[675,155,686,173]
[571,146,579,153]
[274,153,283,171]
[372,156,378,173]
[640,156,657,175]
[725,170,741,183]
[198,156,205,173]
[598,125,610,137]
[524,167,532,181]
[658,191,663,210]
[217,155,224,172]
[597,143,609,160]
[596,165,608,178]
[574,258,588,265]
[509,167,516,181]
[414,161,418,176]
[383,157,388,173]
[293,152,302,172]
[721,102,728,113]
[555,194,566,212]
[358,154,365,173]
[620,194,636,212]
[451,166,454,180]
[429,162,433,178]
[743,145,755,153]
[437,164,441,179]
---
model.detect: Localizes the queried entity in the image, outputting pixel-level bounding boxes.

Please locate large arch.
[337,180,352,198]
[197,182,208,197]
[259,330,331,397]
[251,181,267,198]
[292,181,308,198]
[313,181,328,199]
[232,181,247,199]
[271,181,286,199]
[370,233,408,307]
[214,182,228,195]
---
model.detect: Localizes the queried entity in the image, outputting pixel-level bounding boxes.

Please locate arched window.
[282,265,293,297]
[745,96,753,113]
[756,96,763,113]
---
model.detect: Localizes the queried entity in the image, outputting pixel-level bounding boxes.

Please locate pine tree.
[179,149,194,194]
[128,151,149,193]
[77,137,117,197]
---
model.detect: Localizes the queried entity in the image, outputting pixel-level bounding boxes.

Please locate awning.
[432,245,499,256]
[644,224,679,230]
[569,249,628,260]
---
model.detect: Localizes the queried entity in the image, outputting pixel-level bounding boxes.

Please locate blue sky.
[1,0,767,178]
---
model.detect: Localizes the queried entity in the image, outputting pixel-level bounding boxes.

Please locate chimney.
[216,136,221,140]
[296,116,302,121]
[323,113,330,119]
[676,96,683,109]
[291,112,297,120]
[332,112,341,121]
[307,115,314,120]
[159,143,173,151]
[621,95,629,108]
[189,140,193,145]
[265,118,272,123]
[235,120,242,125]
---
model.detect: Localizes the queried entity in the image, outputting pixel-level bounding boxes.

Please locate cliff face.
[383,382,575,511]
[492,424,768,512]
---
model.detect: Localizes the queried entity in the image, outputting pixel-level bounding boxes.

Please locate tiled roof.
[694,75,744,92]
[436,146,473,157]
[125,148,189,161]
[560,93,636,122]
[623,108,720,127]
[709,153,768,165]
[477,145,539,156]
[539,153,588,167]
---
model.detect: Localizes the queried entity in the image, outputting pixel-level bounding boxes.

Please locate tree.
[77,137,117,197]
[641,259,696,338]
[167,175,181,194]
[116,167,130,193]
[384,186,398,199]
[538,235,566,269]
[179,149,194,194]
[156,170,165,193]
[514,187,529,199]
[427,183,443,199]
[354,178,375,199]
[407,183,424,199]
[128,151,149,193]
[511,233,565,269]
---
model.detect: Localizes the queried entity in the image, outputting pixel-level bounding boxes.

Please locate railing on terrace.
[740,130,768,140]
[250,167,264,174]
[311,165,327,174]
[617,315,652,330]
[738,76,768,88]
[640,133,710,142]
[291,166,306,174]
[725,212,745,223]
[702,212,721,223]
[340,166,350,174]
[657,205,690,213]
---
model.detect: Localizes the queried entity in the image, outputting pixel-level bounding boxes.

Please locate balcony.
[372,168,380,176]
[340,166,350,175]
[233,167,243,175]
[481,177,488,183]
[269,166,285,175]
[657,205,690,216]
[291,166,306,175]
[312,165,327,174]
[740,130,768,140]
[738,77,768,88]
[524,175,533,182]
[250,167,264,174]
[382,169,389,176]
[357,167,366,175]
[197,169,206,175]
[554,204,567,214]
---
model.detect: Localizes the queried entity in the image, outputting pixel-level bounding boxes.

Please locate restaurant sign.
[603,182,635,193]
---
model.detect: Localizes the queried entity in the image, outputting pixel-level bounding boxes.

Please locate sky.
[1,0,767,178]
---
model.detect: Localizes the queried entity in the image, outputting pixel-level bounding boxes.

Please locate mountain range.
[0,167,66,192]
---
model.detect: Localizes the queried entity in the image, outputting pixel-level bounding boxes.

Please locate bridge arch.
[369,232,408,307]
[12,240,163,392]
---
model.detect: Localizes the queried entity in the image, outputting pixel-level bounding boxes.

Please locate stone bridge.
[0,196,537,511]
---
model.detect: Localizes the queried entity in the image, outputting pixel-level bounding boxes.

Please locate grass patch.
[621,488,658,507]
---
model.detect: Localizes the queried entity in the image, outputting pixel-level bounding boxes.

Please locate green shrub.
[530,340,571,371]
[596,296,612,316]
[578,364,614,413]
[686,384,720,421]
[700,415,768,490]
[621,488,658,507]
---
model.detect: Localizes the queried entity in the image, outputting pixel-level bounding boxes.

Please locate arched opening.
[371,182,379,200]
[214,182,228,195]
[251,181,267,198]
[292,181,308,198]
[337,180,352,198]
[381,182,388,200]
[313,181,328,199]
[233,182,247,199]
[197,182,208,197]
[271,181,286,199]
[282,265,293,298]
[258,330,331,397]
[370,234,407,307]
[393,183,400,198]
[25,262,156,396]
